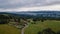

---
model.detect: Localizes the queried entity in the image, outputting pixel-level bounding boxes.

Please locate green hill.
[0,24,20,34]
[25,20,60,34]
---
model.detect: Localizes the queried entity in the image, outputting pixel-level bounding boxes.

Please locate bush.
[38,28,56,34]
[57,31,60,34]
[38,31,42,34]
[42,28,56,34]
[0,20,8,24]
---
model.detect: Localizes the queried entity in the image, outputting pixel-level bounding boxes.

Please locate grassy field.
[25,20,60,34]
[0,20,60,34]
[0,24,20,34]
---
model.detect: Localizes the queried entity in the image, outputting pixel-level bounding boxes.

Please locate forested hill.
[0,11,60,19]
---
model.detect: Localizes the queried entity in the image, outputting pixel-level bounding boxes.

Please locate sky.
[0,0,60,12]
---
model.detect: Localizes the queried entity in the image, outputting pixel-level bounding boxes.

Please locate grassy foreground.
[25,20,60,34]
[0,24,20,34]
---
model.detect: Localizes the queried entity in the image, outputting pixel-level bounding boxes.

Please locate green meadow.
[0,20,60,34]
[0,24,20,34]
[24,20,60,34]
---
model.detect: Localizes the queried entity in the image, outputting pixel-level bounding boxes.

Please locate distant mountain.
[0,11,60,19]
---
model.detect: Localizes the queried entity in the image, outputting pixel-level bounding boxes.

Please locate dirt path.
[21,23,29,34]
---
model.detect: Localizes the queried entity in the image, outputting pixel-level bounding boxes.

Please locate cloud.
[0,0,60,9]
[0,4,60,12]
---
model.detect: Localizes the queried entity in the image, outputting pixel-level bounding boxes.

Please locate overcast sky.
[0,0,60,12]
